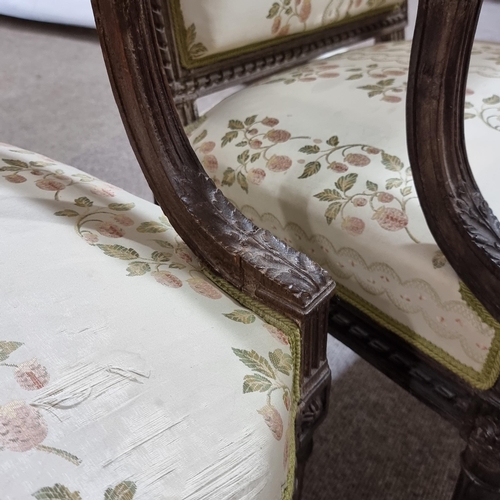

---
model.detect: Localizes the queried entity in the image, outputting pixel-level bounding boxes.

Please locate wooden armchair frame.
[89,0,500,498]
[331,1,500,498]
[91,1,407,496]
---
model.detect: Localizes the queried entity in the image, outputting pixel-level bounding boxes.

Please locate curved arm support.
[407,0,500,324]
[91,0,335,384]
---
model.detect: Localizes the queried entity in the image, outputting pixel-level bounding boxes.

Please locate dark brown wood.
[375,27,405,42]
[329,297,473,427]
[90,1,349,496]
[404,5,500,492]
[452,471,500,500]
[452,409,500,500]
[294,438,314,500]
[87,0,500,497]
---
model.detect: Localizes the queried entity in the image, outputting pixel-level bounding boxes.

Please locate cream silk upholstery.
[173,0,402,66]
[0,145,296,499]
[189,40,500,389]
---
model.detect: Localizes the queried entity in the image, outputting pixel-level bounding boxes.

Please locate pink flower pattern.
[14,358,50,391]
[0,401,48,452]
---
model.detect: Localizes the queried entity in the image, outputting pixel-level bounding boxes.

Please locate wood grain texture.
[408,0,500,354]
[89,3,348,496]
[155,0,408,124]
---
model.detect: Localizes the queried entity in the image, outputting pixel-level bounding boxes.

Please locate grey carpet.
[1,3,500,498]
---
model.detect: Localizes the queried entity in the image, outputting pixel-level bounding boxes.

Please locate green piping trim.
[203,267,301,500]
[337,282,500,390]
[187,113,499,390]
[171,1,405,70]
[459,282,500,390]
[183,115,207,135]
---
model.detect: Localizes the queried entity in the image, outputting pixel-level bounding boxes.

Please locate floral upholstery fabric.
[189,40,500,389]
[173,0,402,66]
[0,144,296,499]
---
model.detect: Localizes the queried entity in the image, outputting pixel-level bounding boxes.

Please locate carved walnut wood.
[153,0,407,124]
[406,1,500,496]
[91,0,337,404]
[407,0,500,327]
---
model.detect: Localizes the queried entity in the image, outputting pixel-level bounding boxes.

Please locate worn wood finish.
[87,0,500,496]
[90,0,500,496]
[407,0,500,326]
[155,0,407,125]
[406,2,500,495]
[375,27,405,42]
[91,1,345,496]
[329,297,500,500]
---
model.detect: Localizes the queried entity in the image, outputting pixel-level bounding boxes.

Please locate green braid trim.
[202,267,300,500]
[337,282,500,390]
[458,282,500,390]
[171,1,405,70]
[183,115,207,135]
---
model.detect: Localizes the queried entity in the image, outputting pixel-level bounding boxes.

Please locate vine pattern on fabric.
[191,117,418,242]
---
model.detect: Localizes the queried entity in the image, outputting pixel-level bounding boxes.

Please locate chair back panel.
[173,0,403,69]
[153,0,407,123]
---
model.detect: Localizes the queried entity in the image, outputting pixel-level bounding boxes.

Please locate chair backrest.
[154,0,407,122]
[406,0,500,327]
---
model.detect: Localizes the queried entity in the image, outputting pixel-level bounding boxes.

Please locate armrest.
[407,0,500,324]
[91,0,335,388]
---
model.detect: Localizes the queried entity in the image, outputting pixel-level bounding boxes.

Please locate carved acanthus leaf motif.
[454,182,500,265]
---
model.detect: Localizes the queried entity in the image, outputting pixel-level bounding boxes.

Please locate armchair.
[91,0,500,499]
[2,1,408,499]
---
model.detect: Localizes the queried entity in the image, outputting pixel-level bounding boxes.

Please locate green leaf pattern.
[265,0,312,38]
[32,481,137,500]
[185,23,208,59]
[228,312,294,441]
[465,94,500,132]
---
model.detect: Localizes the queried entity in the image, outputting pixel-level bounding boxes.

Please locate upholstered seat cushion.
[189,40,500,389]
[0,144,296,499]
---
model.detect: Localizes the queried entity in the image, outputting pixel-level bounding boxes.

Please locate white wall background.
[0,0,95,28]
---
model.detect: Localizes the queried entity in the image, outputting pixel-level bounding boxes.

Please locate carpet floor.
[1,2,499,498]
